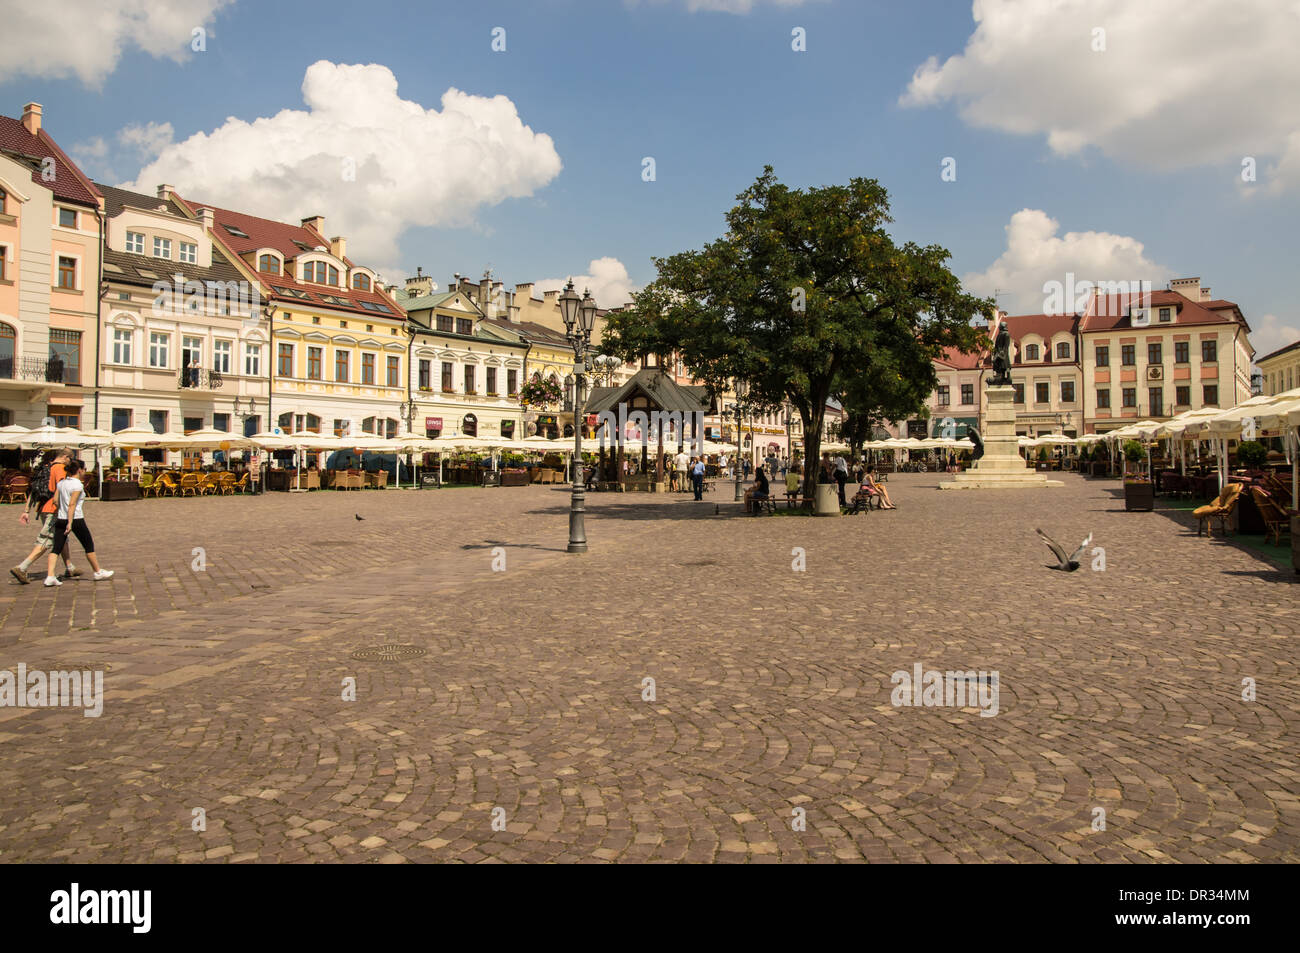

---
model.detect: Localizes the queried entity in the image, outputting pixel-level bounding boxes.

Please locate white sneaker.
[93,569,115,581]
[43,576,62,587]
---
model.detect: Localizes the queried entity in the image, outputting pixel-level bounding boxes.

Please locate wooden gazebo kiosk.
[585,365,714,491]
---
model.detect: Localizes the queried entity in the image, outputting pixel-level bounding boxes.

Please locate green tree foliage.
[602,167,989,489]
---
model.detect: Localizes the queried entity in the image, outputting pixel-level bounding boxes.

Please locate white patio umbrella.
[0,425,30,449]
[17,425,88,449]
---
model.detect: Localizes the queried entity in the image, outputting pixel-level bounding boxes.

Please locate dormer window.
[259,254,280,275]
[353,273,371,292]
[1055,342,1070,360]
[302,261,339,285]
[125,231,144,254]
[1024,344,1039,361]
[1159,307,1172,322]
[153,237,172,259]
[223,224,249,238]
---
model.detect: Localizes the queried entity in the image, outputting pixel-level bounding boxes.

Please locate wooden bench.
[749,495,777,515]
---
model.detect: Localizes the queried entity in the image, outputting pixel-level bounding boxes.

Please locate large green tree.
[603,167,990,491]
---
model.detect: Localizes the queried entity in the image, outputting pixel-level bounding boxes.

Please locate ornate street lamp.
[560,280,597,553]
[733,380,749,502]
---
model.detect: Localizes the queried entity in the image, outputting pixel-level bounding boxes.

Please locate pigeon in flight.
[1036,528,1092,571]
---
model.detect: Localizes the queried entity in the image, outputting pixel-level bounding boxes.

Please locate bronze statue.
[989,319,1012,386]
[967,426,984,461]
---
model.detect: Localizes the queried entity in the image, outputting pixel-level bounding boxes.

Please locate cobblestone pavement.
[0,475,1296,863]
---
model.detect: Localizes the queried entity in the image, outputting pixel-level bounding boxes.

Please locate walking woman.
[44,459,114,587]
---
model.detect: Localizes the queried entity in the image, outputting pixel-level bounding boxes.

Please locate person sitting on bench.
[861,472,895,509]
[747,465,772,513]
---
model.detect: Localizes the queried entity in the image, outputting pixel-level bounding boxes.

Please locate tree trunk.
[801,397,828,507]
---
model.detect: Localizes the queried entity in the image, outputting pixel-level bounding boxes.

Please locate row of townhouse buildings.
[1,102,647,454]
[912,280,1256,441]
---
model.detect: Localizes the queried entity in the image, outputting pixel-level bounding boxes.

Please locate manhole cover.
[350,644,428,662]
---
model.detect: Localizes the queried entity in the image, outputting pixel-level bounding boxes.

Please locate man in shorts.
[11,448,79,584]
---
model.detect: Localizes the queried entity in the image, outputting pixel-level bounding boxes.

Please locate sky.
[3,0,1298,359]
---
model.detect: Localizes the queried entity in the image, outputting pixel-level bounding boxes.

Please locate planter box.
[500,470,529,487]
[1090,462,1110,478]
[101,480,141,501]
[1124,482,1154,511]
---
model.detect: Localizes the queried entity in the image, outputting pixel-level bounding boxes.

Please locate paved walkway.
[0,475,1296,862]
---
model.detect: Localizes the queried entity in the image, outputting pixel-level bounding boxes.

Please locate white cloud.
[901,0,1300,190]
[535,258,638,310]
[123,61,562,269]
[118,121,175,159]
[1250,313,1300,362]
[962,209,1167,315]
[0,0,231,86]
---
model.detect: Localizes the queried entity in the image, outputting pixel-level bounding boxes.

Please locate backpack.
[29,461,55,509]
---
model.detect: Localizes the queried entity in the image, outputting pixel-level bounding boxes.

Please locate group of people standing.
[10,448,114,588]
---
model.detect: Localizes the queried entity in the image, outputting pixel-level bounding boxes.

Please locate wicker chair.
[1193,482,1243,538]
[4,475,30,504]
[215,472,237,495]
[196,473,221,495]
[1250,487,1291,546]
[152,471,181,497]
[232,472,251,494]
[177,473,202,497]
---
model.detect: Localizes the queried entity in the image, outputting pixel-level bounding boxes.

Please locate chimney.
[1169,277,1201,300]
[198,207,214,231]
[21,102,42,135]
[329,235,346,260]
[404,266,433,297]
[1200,287,1211,301]
[157,184,176,201]
[543,289,559,301]
[515,281,534,300]
[301,215,325,233]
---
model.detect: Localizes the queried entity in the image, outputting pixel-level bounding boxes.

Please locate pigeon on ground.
[355,514,365,521]
[1036,528,1092,571]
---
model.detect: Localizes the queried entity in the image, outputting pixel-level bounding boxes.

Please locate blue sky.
[4,0,1298,356]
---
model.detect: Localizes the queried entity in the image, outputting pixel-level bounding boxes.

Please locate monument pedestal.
[940,386,1062,490]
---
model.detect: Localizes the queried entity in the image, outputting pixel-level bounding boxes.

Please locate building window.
[259,254,280,274]
[387,355,400,388]
[1095,345,1109,366]
[111,408,132,432]
[1175,341,1189,363]
[112,328,132,364]
[149,332,169,368]
[126,231,145,254]
[486,366,497,395]
[1201,339,1217,363]
[1122,387,1136,408]
[960,383,974,405]
[456,318,474,336]
[436,315,454,333]
[418,359,431,389]
[1013,382,1025,404]
[48,405,79,428]
[181,336,203,381]
[1056,341,1071,360]
[58,207,77,229]
[149,409,168,434]
[300,261,340,285]
[307,347,322,380]
[507,369,518,395]
[1149,387,1163,417]
[1035,382,1049,404]
[936,385,950,406]
[44,329,79,384]
[1203,384,1219,406]
[1096,389,1110,409]
[153,237,171,259]
[213,413,231,433]
[0,245,6,281]
[277,343,294,377]
[335,349,349,382]
[1060,380,1075,403]
[1147,342,1162,364]
[1159,307,1172,322]
[57,256,76,289]
[0,187,6,213]
[1121,345,1135,366]
[179,242,197,264]
[353,273,370,291]
[213,339,232,373]
[361,352,375,385]
[245,344,261,377]
[442,362,453,392]
[464,364,476,394]
[1176,385,1190,406]
[1024,344,1039,361]
[183,415,203,434]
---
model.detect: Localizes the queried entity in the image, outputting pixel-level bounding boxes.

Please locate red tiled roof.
[1079,289,1246,333]
[173,193,403,319]
[0,114,101,207]
[934,345,984,370]
[1000,312,1078,339]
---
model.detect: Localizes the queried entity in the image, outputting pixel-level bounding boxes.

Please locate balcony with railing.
[0,356,79,385]
[178,368,225,389]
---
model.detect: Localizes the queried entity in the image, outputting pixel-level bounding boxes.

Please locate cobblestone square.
[1,475,1296,862]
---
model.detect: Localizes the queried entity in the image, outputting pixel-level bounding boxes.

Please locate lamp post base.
[568,483,588,553]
